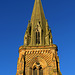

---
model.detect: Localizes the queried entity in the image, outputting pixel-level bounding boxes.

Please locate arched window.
[32,65,43,75]
[29,26,31,35]
[39,66,43,75]
[36,32,40,44]
[39,21,40,24]
[38,32,40,44]
[42,30,43,36]
[33,67,37,75]
[36,32,37,44]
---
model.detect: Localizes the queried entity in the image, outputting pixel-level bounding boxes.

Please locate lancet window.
[29,26,31,35]
[33,67,37,75]
[36,31,40,44]
[36,25,40,44]
[33,66,43,75]
[39,66,43,75]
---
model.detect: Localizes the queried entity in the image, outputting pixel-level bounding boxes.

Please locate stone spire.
[24,0,53,46]
[16,1,62,75]
[31,0,45,25]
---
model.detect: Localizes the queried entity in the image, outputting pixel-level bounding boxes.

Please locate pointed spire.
[31,0,45,24]
[24,0,53,46]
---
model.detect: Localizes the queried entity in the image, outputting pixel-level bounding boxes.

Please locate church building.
[16,0,62,75]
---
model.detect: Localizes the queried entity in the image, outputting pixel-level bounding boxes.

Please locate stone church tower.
[16,0,62,75]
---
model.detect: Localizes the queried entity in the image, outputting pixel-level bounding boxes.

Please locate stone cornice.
[19,44,58,53]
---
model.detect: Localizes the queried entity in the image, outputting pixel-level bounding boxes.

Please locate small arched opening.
[29,26,31,35]
[33,66,37,75]
[36,31,40,44]
[29,57,47,75]
[39,66,43,75]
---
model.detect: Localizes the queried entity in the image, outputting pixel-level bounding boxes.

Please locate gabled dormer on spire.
[24,0,53,46]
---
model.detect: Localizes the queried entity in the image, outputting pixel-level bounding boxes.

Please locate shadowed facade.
[16,0,62,75]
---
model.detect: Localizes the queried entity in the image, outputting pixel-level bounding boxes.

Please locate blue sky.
[0,0,75,75]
